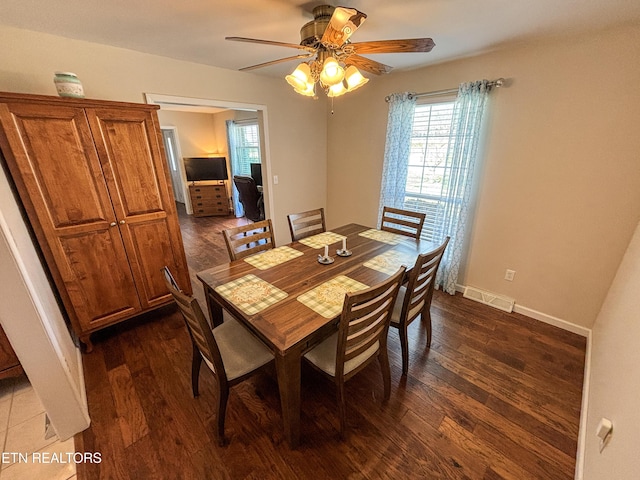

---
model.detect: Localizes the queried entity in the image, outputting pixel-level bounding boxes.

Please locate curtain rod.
[385,78,505,102]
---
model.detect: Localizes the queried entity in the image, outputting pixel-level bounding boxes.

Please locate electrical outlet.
[505,269,516,281]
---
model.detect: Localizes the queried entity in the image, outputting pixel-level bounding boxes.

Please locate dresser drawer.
[189,183,230,217]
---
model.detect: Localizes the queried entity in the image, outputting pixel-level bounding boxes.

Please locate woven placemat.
[298,231,347,249]
[244,245,304,270]
[214,274,287,315]
[297,275,369,318]
[358,228,406,245]
[364,250,415,275]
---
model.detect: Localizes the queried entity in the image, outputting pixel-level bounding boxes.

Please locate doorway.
[161,127,186,204]
[145,93,274,222]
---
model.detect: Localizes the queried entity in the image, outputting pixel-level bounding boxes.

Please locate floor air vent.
[463,286,515,313]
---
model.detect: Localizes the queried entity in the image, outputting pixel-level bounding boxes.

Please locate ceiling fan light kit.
[227,5,434,99]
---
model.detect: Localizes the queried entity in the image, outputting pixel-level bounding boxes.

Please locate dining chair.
[162,266,274,446]
[287,207,326,241]
[390,237,450,375]
[380,206,426,240]
[303,266,406,437]
[222,218,275,261]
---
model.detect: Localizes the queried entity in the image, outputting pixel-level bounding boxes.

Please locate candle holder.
[317,254,335,265]
[336,237,351,257]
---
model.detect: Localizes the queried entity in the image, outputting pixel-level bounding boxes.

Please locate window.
[404,100,458,241]
[228,121,261,177]
[380,83,491,294]
[227,120,262,216]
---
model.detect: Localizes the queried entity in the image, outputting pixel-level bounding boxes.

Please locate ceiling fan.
[225,5,435,98]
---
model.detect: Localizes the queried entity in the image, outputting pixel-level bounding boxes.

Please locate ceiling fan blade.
[346,55,393,75]
[320,7,367,49]
[239,54,314,72]
[226,37,316,53]
[350,38,435,54]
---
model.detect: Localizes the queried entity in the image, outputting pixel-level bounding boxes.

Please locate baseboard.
[574,330,592,480]
[513,304,590,338]
[454,283,590,337]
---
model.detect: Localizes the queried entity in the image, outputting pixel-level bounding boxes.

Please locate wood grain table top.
[197,223,435,355]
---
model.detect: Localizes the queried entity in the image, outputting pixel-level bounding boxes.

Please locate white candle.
[324,245,329,258]
[342,238,347,251]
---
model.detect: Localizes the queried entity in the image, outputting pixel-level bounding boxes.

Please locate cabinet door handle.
[119,220,126,225]
[110,222,117,227]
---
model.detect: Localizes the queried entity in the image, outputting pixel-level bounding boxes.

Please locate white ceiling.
[2,0,640,78]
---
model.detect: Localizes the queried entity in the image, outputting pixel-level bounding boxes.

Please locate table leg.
[203,286,224,327]
[275,350,301,449]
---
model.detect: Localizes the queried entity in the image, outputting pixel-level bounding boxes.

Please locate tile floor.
[0,375,76,480]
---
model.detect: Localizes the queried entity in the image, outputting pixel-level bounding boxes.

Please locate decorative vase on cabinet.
[0,91,192,351]
[53,72,85,98]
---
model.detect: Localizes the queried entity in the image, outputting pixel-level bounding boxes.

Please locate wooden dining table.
[196,223,435,448]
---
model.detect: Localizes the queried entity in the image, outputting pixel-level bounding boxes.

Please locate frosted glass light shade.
[319,57,345,86]
[295,82,316,97]
[286,63,312,91]
[344,66,369,92]
[327,82,347,98]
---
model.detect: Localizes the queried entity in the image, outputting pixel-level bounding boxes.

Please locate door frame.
[145,93,274,222]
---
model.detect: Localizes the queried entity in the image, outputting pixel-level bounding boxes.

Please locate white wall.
[582,220,640,479]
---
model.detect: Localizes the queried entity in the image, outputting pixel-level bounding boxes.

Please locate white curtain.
[378,81,491,295]
[377,92,416,224]
[435,80,490,294]
[226,120,243,216]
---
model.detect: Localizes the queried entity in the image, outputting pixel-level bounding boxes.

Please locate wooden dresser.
[189,183,230,217]
[0,91,192,351]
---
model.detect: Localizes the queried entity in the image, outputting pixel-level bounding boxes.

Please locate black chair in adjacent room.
[233,175,264,222]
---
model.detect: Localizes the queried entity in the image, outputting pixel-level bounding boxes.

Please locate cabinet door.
[0,103,142,331]
[86,107,191,306]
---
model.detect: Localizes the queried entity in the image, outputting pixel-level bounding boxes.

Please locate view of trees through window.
[232,122,260,176]
[404,101,457,241]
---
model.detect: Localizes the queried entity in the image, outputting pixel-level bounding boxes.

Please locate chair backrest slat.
[223,219,275,261]
[401,237,450,324]
[287,208,326,241]
[380,206,426,239]
[336,267,405,376]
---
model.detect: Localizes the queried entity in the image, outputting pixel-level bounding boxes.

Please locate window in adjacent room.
[226,119,262,216]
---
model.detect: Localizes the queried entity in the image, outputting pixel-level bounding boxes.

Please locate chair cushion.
[390,286,423,327]
[203,317,273,381]
[390,286,407,327]
[304,332,379,377]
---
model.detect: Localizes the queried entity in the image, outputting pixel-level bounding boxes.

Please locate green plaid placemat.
[298,231,347,249]
[297,275,369,319]
[358,228,405,245]
[214,274,288,315]
[364,250,415,275]
[244,245,304,270]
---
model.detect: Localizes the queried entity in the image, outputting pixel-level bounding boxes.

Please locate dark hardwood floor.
[76,205,586,479]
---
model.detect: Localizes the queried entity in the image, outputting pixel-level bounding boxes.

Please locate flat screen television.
[250,163,263,187]
[184,157,228,182]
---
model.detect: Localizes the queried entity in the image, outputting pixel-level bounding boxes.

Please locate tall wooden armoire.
[0,92,192,351]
